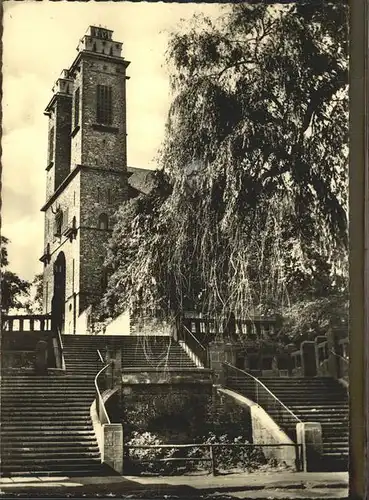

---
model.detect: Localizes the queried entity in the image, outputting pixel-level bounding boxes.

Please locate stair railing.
[222,362,302,430]
[329,348,349,364]
[97,349,104,364]
[95,349,112,425]
[179,324,210,368]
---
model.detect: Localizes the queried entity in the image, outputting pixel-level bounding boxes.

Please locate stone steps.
[0,370,101,477]
[224,371,348,471]
[1,333,202,476]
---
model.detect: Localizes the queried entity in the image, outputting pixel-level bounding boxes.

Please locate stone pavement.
[0,471,349,498]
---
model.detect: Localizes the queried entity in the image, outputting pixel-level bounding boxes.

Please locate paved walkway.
[0,471,348,498]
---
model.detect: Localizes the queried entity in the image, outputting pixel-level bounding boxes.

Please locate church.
[0,25,350,479]
[40,26,152,335]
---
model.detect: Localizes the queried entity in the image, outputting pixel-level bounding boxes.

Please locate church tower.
[41,26,130,334]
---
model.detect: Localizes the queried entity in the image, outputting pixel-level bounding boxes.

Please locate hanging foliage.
[101,3,348,337]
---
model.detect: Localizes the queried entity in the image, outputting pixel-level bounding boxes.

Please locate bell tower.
[44,69,73,200]
[41,26,130,334]
[70,26,130,171]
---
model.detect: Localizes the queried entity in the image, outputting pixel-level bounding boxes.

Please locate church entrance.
[51,251,66,334]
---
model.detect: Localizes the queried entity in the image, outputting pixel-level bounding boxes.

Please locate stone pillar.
[301,341,317,377]
[326,329,341,379]
[105,348,113,390]
[52,337,62,369]
[296,422,323,472]
[314,336,327,377]
[34,340,48,374]
[106,345,122,388]
[113,348,122,387]
[102,423,123,474]
[209,341,238,384]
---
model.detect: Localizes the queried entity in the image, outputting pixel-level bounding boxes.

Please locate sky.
[2,1,224,282]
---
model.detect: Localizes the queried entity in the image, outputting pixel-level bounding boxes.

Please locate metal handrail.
[182,324,206,350]
[223,362,302,423]
[181,323,209,367]
[97,349,104,363]
[329,348,349,364]
[94,352,112,425]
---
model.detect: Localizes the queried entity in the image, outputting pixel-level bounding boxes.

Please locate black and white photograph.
[1,0,363,498]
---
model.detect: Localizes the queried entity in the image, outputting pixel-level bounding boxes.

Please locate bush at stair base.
[194,433,268,473]
[125,432,179,475]
[124,431,289,475]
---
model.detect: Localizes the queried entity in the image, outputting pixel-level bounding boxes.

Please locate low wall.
[1,330,57,369]
[2,350,35,369]
[122,369,213,386]
[130,317,172,336]
[90,399,123,474]
[210,386,253,441]
[122,383,213,442]
[217,388,297,469]
[91,400,104,455]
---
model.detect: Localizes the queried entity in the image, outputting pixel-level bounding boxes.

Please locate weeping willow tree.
[102,2,348,340]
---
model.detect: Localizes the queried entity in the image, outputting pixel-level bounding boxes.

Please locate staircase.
[259,377,349,471]
[0,374,101,476]
[121,335,198,369]
[63,334,199,371]
[0,336,105,477]
[1,334,199,476]
[224,370,348,471]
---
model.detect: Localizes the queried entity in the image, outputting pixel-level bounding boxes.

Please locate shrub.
[195,433,267,472]
[125,431,181,475]
[125,431,287,476]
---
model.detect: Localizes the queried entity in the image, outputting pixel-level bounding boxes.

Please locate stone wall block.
[296,422,323,472]
[102,424,123,474]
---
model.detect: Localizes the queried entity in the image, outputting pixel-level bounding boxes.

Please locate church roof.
[127,166,157,198]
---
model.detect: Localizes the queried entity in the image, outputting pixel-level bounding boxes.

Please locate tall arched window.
[98,213,109,230]
[54,209,63,236]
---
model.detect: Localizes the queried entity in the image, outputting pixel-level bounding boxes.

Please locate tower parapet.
[77,26,123,58]
[51,69,74,96]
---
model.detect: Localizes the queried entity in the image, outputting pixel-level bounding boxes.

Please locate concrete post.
[314,336,327,377]
[326,329,341,379]
[209,341,238,384]
[301,341,317,377]
[34,340,48,374]
[105,348,114,389]
[102,423,123,474]
[106,345,122,388]
[112,348,122,387]
[52,337,62,369]
[296,422,323,472]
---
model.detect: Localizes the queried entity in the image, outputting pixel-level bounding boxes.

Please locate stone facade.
[41,26,130,334]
